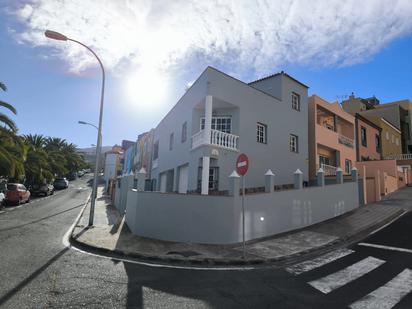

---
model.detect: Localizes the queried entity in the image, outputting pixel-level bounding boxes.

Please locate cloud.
[8,0,412,78]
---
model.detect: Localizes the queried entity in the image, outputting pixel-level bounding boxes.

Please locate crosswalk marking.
[358,242,412,254]
[349,268,412,309]
[286,248,354,275]
[308,256,385,294]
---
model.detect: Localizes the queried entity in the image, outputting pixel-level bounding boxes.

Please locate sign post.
[236,153,249,260]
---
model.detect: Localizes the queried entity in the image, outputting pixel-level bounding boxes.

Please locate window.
[257,123,267,144]
[181,122,187,143]
[319,155,330,166]
[198,167,219,191]
[169,133,174,150]
[361,127,367,147]
[392,134,395,143]
[290,134,299,153]
[200,116,232,133]
[396,137,399,146]
[292,92,300,111]
[345,159,352,174]
[153,141,159,160]
[386,131,389,140]
[375,134,381,153]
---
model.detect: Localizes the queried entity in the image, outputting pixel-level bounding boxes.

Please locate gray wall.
[114,175,134,214]
[151,67,309,193]
[125,181,359,244]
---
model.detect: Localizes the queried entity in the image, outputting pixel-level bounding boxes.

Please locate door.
[160,173,167,193]
[178,165,189,194]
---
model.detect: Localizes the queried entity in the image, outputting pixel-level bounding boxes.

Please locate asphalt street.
[1,177,412,308]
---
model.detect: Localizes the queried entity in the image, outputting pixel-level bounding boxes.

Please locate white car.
[0,192,4,206]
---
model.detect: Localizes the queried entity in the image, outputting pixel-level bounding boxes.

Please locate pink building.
[355,114,382,161]
[308,95,356,180]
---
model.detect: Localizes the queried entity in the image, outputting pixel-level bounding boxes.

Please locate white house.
[150,67,309,195]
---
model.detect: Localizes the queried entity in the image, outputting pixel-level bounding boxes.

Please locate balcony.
[318,163,337,176]
[338,134,354,148]
[384,154,412,160]
[192,129,239,151]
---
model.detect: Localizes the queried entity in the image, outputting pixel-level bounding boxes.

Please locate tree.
[0,82,17,132]
[22,134,53,184]
[0,131,26,181]
[0,82,23,180]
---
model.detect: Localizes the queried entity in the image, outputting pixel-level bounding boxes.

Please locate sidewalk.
[70,186,407,266]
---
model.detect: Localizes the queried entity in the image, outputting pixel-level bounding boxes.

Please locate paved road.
[1,178,412,308]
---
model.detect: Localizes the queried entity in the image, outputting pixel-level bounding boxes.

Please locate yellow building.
[362,115,402,158]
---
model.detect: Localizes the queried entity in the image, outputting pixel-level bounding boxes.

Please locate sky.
[0,0,412,148]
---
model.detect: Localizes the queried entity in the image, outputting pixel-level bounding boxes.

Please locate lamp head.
[45,30,68,41]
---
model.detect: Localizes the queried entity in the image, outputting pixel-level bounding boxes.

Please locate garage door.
[178,165,189,194]
[160,173,167,193]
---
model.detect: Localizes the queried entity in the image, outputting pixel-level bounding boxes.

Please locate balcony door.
[200,116,232,133]
[319,155,331,166]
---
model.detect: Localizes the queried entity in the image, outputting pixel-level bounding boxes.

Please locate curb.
[68,206,406,268]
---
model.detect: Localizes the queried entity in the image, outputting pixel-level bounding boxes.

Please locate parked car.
[30,183,54,196]
[4,183,31,205]
[0,191,4,207]
[53,178,69,190]
[66,172,77,181]
[77,170,85,177]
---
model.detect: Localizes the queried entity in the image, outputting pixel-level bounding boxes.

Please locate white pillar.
[201,156,210,195]
[204,95,213,144]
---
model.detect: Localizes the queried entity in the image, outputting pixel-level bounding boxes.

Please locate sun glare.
[124,68,169,112]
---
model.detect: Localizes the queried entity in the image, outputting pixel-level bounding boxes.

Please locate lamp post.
[45,30,105,226]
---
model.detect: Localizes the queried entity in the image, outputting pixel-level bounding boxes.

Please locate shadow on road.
[0,204,85,232]
[0,247,69,307]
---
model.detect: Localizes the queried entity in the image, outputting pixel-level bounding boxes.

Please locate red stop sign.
[236,153,249,176]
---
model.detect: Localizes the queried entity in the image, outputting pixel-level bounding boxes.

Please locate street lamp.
[78,120,98,130]
[45,30,105,226]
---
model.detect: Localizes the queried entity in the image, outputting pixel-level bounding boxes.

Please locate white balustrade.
[320,163,337,176]
[191,130,205,149]
[191,129,239,151]
[384,154,412,160]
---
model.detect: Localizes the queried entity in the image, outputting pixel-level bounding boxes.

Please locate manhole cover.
[166,251,201,257]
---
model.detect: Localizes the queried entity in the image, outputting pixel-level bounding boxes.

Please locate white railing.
[191,130,205,149]
[384,154,412,160]
[338,134,354,148]
[320,163,337,176]
[191,129,239,151]
[210,129,239,150]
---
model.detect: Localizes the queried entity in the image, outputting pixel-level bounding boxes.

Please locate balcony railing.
[338,134,354,148]
[384,154,412,160]
[319,163,337,176]
[192,129,239,151]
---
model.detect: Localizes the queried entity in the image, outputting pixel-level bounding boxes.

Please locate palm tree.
[22,134,53,184]
[0,82,17,132]
[44,137,67,152]
[0,82,22,180]
[0,131,26,180]
[23,134,46,149]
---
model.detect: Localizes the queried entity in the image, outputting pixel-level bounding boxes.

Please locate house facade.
[308,95,356,179]
[355,114,382,162]
[361,116,402,158]
[104,148,123,188]
[150,67,309,195]
[341,93,380,114]
[342,96,411,154]
[373,100,412,153]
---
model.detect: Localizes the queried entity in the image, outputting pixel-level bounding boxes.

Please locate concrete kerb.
[67,204,406,269]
